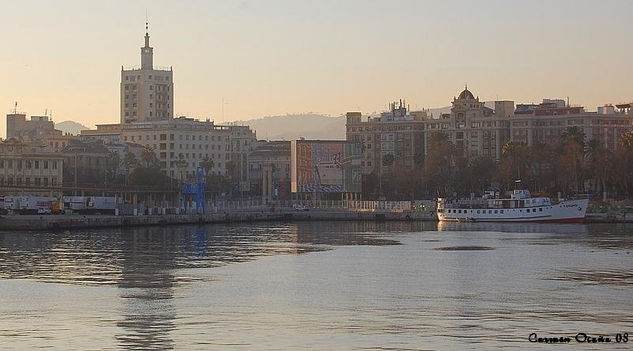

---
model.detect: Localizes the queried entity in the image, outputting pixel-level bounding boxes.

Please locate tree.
[498,141,529,190]
[200,156,214,178]
[382,153,394,167]
[557,127,586,193]
[140,146,159,168]
[105,151,121,187]
[124,151,139,170]
[613,131,633,198]
[584,139,612,197]
[424,132,456,197]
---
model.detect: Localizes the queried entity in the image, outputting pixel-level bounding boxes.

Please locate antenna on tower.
[14,101,17,114]
[145,10,148,34]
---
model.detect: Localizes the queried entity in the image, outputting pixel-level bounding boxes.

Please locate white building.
[120,23,173,124]
[119,117,231,178]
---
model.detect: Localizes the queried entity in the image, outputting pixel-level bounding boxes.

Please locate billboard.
[291,140,361,194]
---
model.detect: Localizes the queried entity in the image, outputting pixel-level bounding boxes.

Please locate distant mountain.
[236,114,346,140]
[235,108,456,141]
[56,121,89,135]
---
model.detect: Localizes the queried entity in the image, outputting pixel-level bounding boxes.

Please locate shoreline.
[1,210,631,231]
[0,209,436,231]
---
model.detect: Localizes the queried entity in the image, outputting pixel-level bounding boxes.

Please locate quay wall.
[0,209,436,231]
[2,210,631,231]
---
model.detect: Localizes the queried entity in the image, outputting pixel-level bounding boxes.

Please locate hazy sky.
[2,0,632,137]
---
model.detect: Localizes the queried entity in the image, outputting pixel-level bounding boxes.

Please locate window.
[44,161,48,169]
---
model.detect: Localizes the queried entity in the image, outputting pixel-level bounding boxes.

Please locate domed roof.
[458,85,475,100]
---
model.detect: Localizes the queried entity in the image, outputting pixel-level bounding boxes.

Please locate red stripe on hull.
[533,218,585,223]
[438,217,586,223]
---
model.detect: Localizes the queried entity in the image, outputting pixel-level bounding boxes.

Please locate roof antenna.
[14,101,17,114]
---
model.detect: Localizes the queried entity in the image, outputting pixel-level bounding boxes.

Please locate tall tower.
[141,22,153,70]
[120,21,174,124]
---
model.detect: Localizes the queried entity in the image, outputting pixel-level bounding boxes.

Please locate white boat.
[437,190,588,223]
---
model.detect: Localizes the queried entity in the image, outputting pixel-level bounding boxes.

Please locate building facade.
[247,141,291,201]
[79,24,257,186]
[345,100,427,176]
[424,87,513,160]
[0,139,64,189]
[6,113,75,152]
[118,117,231,179]
[510,101,633,150]
[225,125,257,192]
[290,139,362,200]
[347,87,633,180]
[120,24,173,124]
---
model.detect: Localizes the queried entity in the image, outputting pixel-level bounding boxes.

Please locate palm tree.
[105,151,120,187]
[585,138,612,198]
[123,151,138,186]
[174,153,188,183]
[200,156,214,178]
[561,126,585,147]
[140,146,159,168]
[558,127,586,193]
[499,141,529,187]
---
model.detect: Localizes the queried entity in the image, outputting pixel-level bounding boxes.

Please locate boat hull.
[437,199,589,223]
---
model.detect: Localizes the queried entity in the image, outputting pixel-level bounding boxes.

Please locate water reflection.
[0,221,434,350]
[1,221,631,349]
[436,220,589,235]
[116,228,179,350]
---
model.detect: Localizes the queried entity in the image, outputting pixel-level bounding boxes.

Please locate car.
[293,205,310,211]
[37,208,52,215]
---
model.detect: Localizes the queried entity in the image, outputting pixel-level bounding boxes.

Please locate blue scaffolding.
[181,167,206,214]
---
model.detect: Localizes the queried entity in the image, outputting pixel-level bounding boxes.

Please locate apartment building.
[120,23,173,124]
[345,100,427,176]
[0,138,64,189]
[510,100,633,150]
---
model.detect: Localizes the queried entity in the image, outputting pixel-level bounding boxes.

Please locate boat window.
[477,210,480,214]
[489,210,493,214]
[458,210,461,214]
[500,210,504,214]
[539,208,542,212]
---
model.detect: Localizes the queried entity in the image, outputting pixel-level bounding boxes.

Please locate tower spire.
[144,16,150,48]
[140,16,153,69]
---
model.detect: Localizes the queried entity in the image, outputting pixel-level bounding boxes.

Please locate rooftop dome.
[458,86,475,100]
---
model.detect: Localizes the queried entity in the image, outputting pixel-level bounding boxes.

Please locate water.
[0,221,632,350]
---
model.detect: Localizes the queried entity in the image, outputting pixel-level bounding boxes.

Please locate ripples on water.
[0,221,631,350]
[0,222,408,286]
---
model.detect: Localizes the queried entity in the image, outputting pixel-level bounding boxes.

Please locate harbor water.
[0,221,632,349]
